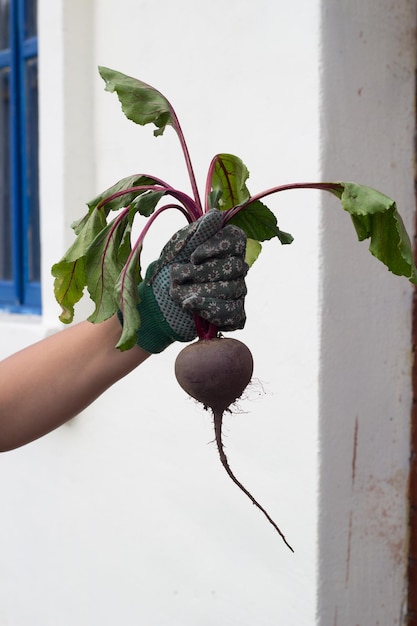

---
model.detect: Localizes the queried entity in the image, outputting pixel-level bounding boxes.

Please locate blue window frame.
[0,0,40,313]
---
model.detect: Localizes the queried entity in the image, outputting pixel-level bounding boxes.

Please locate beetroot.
[174,338,253,411]
[175,337,294,551]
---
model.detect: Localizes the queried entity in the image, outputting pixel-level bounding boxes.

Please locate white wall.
[319,2,416,624]
[0,0,414,625]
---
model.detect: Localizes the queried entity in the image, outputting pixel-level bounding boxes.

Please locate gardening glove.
[135,209,248,353]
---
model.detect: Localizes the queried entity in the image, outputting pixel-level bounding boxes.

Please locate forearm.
[0,316,150,451]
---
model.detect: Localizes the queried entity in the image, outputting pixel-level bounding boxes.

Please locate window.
[0,0,40,313]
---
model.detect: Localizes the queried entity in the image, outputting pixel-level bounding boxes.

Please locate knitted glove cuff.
[134,280,185,353]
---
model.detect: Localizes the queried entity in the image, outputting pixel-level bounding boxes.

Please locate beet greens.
[52,66,417,351]
[50,67,417,550]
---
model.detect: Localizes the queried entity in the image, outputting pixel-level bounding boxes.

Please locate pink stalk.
[96,175,172,210]
[169,110,203,215]
[223,182,343,223]
[118,203,191,316]
[96,182,201,221]
[134,203,192,248]
[193,314,219,341]
[204,156,219,213]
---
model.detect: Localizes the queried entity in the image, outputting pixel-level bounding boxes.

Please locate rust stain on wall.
[363,469,408,568]
[344,414,407,597]
[345,417,359,587]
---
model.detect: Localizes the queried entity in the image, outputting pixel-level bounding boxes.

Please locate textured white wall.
[319,1,416,624]
[0,0,414,625]
[0,1,321,625]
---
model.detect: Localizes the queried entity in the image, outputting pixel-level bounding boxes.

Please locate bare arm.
[0,315,150,452]
[0,212,247,452]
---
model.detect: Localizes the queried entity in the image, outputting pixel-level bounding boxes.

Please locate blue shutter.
[0,4,16,304]
[0,0,40,313]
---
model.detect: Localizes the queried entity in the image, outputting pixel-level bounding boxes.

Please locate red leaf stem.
[193,314,219,340]
[222,181,344,222]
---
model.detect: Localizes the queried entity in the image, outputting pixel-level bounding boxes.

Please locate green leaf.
[65,209,108,262]
[130,189,166,217]
[245,239,262,267]
[98,66,175,137]
[71,212,90,236]
[210,153,251,210]
[229,201,294,244]
[51,258,87,323]
[208,188,223,212]
[87,174,161,213]
[209,153,294,246]
[331,182,417,283]
[115,246,143,351]
[51,209,107,323]
[85,212,134,324]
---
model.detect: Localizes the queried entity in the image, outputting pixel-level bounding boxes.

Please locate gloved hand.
[135,209,248,353]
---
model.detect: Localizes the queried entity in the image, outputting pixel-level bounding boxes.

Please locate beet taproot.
[175,337,293,551]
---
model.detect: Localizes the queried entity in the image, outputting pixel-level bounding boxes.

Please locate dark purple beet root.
[175,337,294,551]
[174,337,253,412]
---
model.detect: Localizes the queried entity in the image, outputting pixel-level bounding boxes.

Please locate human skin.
[0,315,150,452]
